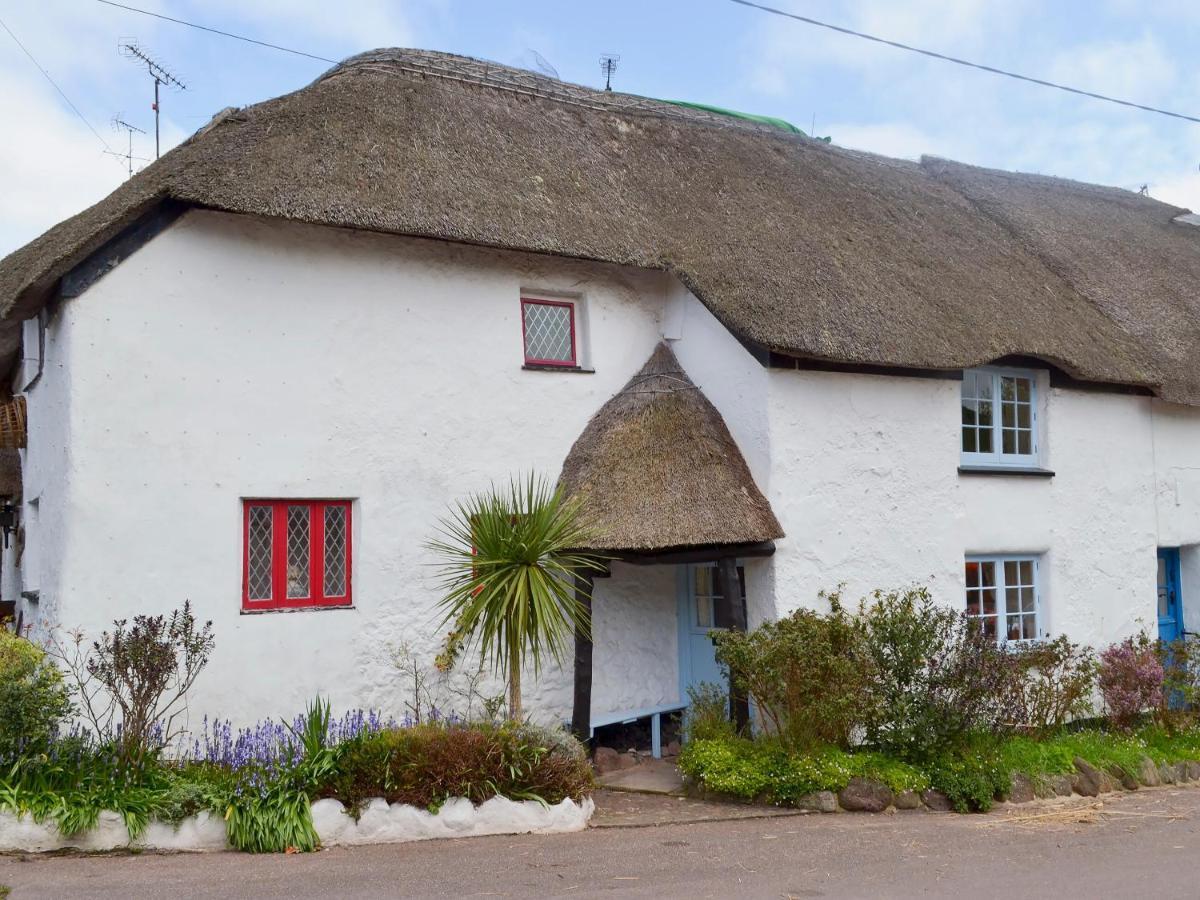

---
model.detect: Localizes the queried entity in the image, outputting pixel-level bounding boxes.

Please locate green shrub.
[928,749,1009,813]
[0,630,71,760]
[1007,637,1097,734]
[713,591,873,750]
[683,683,734,743]
[319,721,592,814]
[1158,635,1200,730]
[858,587,1014,762]
[678,736,928,806]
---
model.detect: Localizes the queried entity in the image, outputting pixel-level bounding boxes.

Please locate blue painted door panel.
[1158,548,1183,644]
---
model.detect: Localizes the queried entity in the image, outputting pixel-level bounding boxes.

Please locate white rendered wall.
[767,368,1165,647]
[1152,399,1200,631]
[40,210,679,728]
[4,306,74,642]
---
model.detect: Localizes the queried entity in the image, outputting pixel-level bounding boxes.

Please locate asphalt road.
[3,787,1199,899]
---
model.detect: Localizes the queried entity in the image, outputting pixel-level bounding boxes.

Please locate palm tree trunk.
[508,664,522,722]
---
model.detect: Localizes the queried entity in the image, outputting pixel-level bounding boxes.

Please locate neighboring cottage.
[0,49,1197,742]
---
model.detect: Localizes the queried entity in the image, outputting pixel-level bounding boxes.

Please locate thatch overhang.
[559,343,783,553]
[0,48,1197,404]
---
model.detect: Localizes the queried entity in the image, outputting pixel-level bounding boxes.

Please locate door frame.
[1159,547,1184,643]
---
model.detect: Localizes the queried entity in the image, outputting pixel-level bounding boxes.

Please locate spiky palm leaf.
[427,474,606,720]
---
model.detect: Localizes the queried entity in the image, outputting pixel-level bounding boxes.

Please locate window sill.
[521,364,595,374]
[241,603,355,616]
[958,465,1055,478]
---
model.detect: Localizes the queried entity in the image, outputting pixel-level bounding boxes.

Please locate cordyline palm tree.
[428,474,606,722]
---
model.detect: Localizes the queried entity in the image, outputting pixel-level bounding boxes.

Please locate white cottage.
[1,49,1198,747]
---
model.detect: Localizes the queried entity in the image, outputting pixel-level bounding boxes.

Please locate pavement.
[3,786,1200,899]
[595,757,688,795]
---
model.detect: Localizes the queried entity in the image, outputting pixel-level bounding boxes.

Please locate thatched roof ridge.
[559,343,783,552]
[0,48,1196,403]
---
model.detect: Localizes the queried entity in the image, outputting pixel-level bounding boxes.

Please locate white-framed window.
[965,555,1041,644]
[961,367,1038,467]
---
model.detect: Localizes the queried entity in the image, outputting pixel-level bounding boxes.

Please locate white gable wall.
[32,209,682,726]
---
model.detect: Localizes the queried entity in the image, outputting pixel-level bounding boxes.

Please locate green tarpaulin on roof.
[658,99,831,142]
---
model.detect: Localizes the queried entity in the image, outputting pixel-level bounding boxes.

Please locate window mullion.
[311,501,325,603]
[271,501,288,606]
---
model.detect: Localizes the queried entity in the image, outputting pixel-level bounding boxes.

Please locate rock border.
[787,756,1200,814]
[0,796,593,853]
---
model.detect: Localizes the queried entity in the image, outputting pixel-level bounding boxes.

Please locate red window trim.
[242,499,353,611]
[520,297,578,367]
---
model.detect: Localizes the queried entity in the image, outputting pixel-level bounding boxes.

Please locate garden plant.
[683,585,1200,813]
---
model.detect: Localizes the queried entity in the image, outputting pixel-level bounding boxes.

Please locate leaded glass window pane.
[522,300,575,364]
[324,506,348,597]
[247,506,273,600]
[287,505,311,599]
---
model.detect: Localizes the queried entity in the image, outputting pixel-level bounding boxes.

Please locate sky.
[3,0,1200,255]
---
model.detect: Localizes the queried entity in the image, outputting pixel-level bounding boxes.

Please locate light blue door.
[678,564,744,699]
[1159,548,1183,644]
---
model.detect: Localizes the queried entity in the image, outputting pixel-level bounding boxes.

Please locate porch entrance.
[678,563,746,701]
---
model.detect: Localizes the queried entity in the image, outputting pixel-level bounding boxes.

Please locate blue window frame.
[962,367,1039,467]
[965,555,1041,644]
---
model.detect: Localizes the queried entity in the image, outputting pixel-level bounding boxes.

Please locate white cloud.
[1046,35,1175,103]
[0,66,127,256]
[825,121,941,160]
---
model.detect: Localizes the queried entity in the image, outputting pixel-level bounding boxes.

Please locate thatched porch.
[559,343,783,746]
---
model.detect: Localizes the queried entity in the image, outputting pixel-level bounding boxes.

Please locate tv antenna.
[107,116,149,178]
[118,39,187,159]
[599,53,620,91]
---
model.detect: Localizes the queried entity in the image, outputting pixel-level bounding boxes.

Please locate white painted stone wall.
[12,206,1200,730]
[766,367,1186,647]
[16,210,674,728]
[0,796,591,852]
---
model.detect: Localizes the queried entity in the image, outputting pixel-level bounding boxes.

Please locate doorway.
[1158,548,1183,644]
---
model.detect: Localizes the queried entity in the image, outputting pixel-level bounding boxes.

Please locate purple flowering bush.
[1099,636,1164,730]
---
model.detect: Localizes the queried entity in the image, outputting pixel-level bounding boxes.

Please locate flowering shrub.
[1100,636,1164,730]
[858,587,1016,762]
[1006,636,1097,734]
[318,721,592,814]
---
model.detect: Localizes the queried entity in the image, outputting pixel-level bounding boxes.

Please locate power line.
[94,0,335,64]
[0,14,119,155]
[727,0,1200,125]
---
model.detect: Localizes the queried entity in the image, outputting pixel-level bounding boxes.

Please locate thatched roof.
[559,343,783,552]
[0,48,1197,403]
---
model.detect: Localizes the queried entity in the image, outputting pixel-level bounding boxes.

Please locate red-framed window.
[521,298,577,367]
[242,500,352,611]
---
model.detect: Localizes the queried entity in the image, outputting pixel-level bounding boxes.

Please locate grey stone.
[1185,761,1200,782]
[837,778,894,813]
[794,790,838,813]
[1159,763,1177,785]
[1008,773,1036,804]
[921,789,954,812]
[1031,776,1058,800]
[593,747,622,774]
[1175,763,1190,783]
[663,740,681,758]
[1072,757,1102,797]
[617,751,641,771]
[1106,765,1139,791]
[1050,774,1076,797]
[1138,756,1161,787]
[1098,772,1120,794]
[893,790,922,810]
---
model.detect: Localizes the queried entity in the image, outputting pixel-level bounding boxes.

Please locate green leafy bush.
[683,683,734,743]
[1158,635,1200,729]
[678,737,927,806]
[1007,636,1097,734]
[858,587,1015,762]
[318,721,592,814]
[928,749,1009,813]
[713,591,873,750]
[0,630,71,761]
